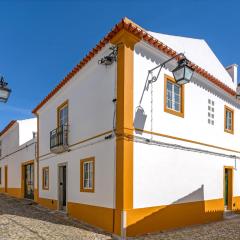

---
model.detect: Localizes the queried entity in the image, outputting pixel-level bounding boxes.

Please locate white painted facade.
[38,44,117,208]
[133,40,240,208]
[0,118,37,191]
[36,29,240,214]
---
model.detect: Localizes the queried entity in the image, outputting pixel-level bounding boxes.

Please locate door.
[59,165,67,211]
[4,166,7,193]
[24,163,34,199]
[224,168,233,210]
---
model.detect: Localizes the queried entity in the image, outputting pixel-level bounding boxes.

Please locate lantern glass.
[0,87,11,103]
[173,67,184,82]
[173,63,194,85]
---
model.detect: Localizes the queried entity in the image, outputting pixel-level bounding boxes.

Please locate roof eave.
[32,17,236,114]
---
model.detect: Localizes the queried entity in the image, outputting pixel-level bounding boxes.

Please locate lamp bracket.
[0,76,8,87]
[98,46,118,66]
[138,52,185,106]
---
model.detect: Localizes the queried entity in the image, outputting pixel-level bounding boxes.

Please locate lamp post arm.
[138,52,184,106]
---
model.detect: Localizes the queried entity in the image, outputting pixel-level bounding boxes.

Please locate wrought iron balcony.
[50,125,69,153]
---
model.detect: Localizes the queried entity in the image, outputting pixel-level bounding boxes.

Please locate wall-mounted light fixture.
[139,53,194,105]
[172,57,194,85]
[98,46,118,66]
[0,76,11,103]
[236,83,240,100]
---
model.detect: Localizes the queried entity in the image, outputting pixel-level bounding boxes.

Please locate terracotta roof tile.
[0,120,17,137]
[32,17,236,114]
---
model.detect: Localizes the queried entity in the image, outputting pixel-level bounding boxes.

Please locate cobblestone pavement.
[1,193,240,240]
[0,194,112,240]
[131,216,240,240]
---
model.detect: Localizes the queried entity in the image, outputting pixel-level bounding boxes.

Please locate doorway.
[224,167,233,210]
[4,166,7,193]
[58,165,67,211]
[24,163,34,199]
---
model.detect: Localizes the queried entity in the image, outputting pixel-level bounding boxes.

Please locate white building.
[0,118,37,200]
[0,17,235,238]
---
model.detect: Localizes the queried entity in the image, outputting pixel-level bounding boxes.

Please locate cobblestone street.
[1,194,240,240]
[0,194,111,240]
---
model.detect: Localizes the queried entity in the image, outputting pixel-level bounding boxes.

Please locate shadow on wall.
[127,185,225,237]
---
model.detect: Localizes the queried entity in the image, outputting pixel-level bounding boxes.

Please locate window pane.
[59,106,68,126]
[167,82,172,91]
[174,85,180,95]
[84,179,88,188]
[167,100,172,109]
[174,102,180,112]
[167,90,172,101]
[166,80,182,112]
[226,110,233,130]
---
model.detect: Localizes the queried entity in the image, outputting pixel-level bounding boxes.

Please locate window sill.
[164,107,184,118]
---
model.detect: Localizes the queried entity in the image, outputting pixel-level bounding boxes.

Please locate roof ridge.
[0,120,17,137]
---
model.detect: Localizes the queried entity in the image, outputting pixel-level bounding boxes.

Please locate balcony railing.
[50,125,69,153]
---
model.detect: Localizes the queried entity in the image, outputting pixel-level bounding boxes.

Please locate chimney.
[226,64,238,87]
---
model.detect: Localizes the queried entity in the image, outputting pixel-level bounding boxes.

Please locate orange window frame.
[164,74,185,118]
[224,105,234,134]
[80,157,95,193]
[57,100,69,127]
[42,167,49,190]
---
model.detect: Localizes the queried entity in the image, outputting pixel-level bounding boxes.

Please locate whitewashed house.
[31,18,240,237]
[0,118,37,200]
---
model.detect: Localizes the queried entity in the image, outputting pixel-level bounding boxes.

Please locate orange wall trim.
[233,196,240,212]
[68,202,114,233]
[110,29,140,236]
[133,128,240,154]
[34,189,39,202]
[126,198,224,237]
[0,187,5,193]
[38,197,58,210]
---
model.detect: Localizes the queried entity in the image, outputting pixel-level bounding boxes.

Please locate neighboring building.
[0,118,37,200]
[0,17,238,238]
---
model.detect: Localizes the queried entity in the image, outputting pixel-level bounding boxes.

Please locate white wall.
[133,41,240,208]
[38,44,116,208]
[0,123,19,157]
[39,138,115,208]
[0,119,37,190]
[134,42,240,151]
[0,138,36,189]
[133,140,240,208]
[19,118,37,146]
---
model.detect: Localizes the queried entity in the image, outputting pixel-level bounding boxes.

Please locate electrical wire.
[0,141,36,161]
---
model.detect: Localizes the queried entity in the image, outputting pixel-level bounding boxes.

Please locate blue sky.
[0,0,239,130]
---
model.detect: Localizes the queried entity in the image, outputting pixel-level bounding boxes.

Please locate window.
[42,167,49,190]
[164,75,184,117]
[0,167,1,185]
[80,157,95,192]
[57,101,68,127]
[208,99,215,125]
[224,106,234,134]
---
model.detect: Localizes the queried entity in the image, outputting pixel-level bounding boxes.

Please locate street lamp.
[139,53,194,105]
[0,76,11,103]
[172,57,194,85]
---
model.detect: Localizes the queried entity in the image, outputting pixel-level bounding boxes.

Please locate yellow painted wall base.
[6,188,22,198]
[233,196,240,211]
[0,187,38,202]
[38,197,58,210]
[68,202,114,233]
[34,189,39,202]
[126,198,224,237]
